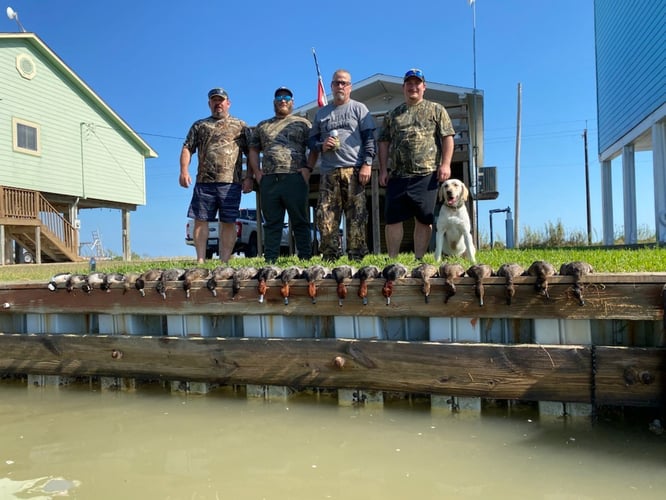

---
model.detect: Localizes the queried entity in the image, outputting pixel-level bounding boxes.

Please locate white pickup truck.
[185,208,290,258]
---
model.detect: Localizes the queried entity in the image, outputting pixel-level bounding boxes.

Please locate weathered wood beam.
[1,273,665,320]
[0,334,663,406]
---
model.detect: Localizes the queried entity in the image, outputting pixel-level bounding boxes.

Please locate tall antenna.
[6,6,27,32]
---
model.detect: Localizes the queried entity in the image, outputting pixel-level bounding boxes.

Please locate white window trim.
[12,117,41,157]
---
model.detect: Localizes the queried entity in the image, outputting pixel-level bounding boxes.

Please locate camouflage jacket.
[378,99,455,177]
[249,114,311,174]
[183,115,250,184]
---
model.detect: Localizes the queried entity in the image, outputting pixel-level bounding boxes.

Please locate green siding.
[0,37,148,205]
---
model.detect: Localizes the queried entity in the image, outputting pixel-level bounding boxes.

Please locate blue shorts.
[384,172,438,225]
[187,182,241,223]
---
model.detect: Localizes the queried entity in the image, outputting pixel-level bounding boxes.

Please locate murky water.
[0,383,664,500]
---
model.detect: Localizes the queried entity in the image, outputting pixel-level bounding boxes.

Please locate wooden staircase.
[0,186,81,263]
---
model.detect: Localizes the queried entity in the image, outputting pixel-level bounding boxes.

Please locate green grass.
[1,245,665,283]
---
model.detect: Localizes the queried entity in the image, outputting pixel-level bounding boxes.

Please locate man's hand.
[358,164,371,186]
[437,164,452,183]
[241,177,254,194]
[179,172,191,188]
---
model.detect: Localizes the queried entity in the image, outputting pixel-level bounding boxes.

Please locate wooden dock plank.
[0,333,628,403]
[1,274,665,319]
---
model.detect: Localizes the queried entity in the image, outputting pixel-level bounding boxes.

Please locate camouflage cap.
[208,88,228,99]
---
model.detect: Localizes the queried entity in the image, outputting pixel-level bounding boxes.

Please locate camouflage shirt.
[249,114,311,174]
[183,115,250,184]
[378,99,455,177]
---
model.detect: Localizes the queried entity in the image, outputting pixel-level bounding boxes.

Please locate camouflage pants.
[315,167,368,260]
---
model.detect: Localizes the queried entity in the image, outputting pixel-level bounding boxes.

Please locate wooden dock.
[1,273,665,410]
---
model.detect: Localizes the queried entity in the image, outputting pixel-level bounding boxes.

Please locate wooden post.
[371,164,381,253]
[122,209,131,261]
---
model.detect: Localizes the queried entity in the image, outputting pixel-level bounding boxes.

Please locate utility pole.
[583,128,592,245]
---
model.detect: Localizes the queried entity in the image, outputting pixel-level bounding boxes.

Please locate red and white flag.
[317,77,328,107]
[312,48,328,107]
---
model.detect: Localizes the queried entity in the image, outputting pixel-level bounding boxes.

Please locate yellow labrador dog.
[434,179,476,263]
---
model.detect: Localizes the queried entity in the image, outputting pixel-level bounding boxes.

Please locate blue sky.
[4,0,655,258]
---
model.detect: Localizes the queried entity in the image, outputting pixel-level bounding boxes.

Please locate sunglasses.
[274,95,293,102]
[331,80,351,87]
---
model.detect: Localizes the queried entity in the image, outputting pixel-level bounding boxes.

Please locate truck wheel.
[205,248,215,259]
[246,233,258,258]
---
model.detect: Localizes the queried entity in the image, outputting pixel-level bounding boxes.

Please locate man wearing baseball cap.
[246,87,312,262]
[179,87,251,263]
[378,68,456,258]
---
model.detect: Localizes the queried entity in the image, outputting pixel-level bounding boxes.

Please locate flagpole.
[312,48,328,107]
[468,0,479,244]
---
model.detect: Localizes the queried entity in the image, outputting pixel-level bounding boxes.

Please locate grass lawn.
[1,246,665,283]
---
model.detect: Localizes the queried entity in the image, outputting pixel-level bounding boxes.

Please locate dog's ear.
[461,182,469,202]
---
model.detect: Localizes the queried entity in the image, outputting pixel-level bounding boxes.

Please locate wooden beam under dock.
[0,334,663,407]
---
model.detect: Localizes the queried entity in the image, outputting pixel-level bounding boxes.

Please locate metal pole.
[467,1,479,246]
[514,83,522,248]
[583,128,592,245]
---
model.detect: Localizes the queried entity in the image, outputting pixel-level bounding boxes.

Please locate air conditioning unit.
[476,166,498,200]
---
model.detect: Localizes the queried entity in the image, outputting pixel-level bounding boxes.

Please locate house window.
[12,117,41,156]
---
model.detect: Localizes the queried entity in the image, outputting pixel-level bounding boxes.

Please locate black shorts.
[187,182,241,223]
[384,172,438,225]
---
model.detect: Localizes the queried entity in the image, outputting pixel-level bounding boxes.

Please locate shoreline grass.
[1,245,665,283]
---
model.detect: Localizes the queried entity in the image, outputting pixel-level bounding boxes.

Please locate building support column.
[122,209,130,261]
[622,144,637,244]
[601,159,614,245]
[653,120,666,243]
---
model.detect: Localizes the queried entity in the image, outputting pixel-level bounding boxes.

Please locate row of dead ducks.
[47,260,593,306]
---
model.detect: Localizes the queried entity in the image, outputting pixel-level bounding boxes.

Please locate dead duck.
[66,274,89,293]
[257,265,282,303]
[279,266,302,305]
[496,263,525,305]
[232,266,258,297]
[332,265,356,306]
[156,268,186,300]
[121,272,139,294]
[411,263,438,303]
[135,269,163,297]
[47,272,72,291]
[559,261,594,306]
[382,263,409,306]
[466,264,494,306]
[527,260,556,300]
[85,272,106,292]
[100,272,126,292]
[355,265,380,305]
[182,267,211,299]
[206,265,235,297]
[439,263,465,304]
[302,264,329,304]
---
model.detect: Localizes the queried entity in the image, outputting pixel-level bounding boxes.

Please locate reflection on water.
[0,383,664,500]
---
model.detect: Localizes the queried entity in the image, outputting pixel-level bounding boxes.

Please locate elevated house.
[594,0,666,245]
[293,73,489,254]
[0,32,157,264]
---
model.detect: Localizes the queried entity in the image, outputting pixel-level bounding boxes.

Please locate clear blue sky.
[5,0,655,258]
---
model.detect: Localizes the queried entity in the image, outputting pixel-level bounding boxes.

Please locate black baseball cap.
[274,86,293,97]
